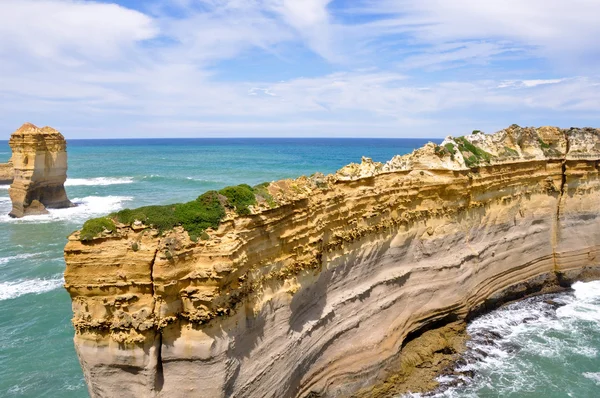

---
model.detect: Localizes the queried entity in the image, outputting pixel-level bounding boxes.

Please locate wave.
[0,195,133,224]
[0,253,45,266]
[0,276,64,301]
[583,372,600,386]
[420,281,600,397]
[0,185,8,190]
[65,177,134,186]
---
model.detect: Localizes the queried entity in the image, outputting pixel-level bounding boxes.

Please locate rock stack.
[7,123,73,218]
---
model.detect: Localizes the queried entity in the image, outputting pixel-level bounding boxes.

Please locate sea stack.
[7,123,73,218]
[64,125,600,397]
[0,158,12,184]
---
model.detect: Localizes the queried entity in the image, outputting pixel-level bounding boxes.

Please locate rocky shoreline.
[64,125,600,397]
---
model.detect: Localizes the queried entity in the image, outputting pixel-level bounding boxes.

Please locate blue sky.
[0,0,599,139]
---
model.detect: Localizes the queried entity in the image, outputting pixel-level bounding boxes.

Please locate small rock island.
[0,123,73,217]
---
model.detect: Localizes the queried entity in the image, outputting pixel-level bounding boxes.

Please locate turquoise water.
[0,138,433,397]
[1,139,598,397]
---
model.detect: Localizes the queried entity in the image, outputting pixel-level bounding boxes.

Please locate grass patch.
[80,217,116,241]
[455,137,493,167]
[503,146,519,157]
[444,143,457,155]
[538,138,551,150]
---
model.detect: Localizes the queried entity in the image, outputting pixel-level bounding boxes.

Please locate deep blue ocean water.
[0,138,598,397]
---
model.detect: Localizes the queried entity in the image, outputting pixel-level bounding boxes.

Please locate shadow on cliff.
[284,232,396,397]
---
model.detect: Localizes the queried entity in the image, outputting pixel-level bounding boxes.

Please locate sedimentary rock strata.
[64,125,600,398]
[8,123,72,217]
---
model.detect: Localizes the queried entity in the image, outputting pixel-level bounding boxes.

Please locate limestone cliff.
[64,125,600,398]
[8,123,73,217]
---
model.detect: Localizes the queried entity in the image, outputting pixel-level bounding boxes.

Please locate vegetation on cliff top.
[79,183,275,241]
[80,217,116,241]
[454,136,494,167]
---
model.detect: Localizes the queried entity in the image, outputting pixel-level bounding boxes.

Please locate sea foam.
[0,253,45,266]
[0,276,64,301]
[425,281,600,397]
[0,195,133,224]
[65,177,134,186]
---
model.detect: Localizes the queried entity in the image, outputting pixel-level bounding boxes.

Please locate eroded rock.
[7,123,73,217]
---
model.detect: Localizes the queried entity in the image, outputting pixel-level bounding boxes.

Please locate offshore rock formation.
[64,125,600,398]
[7,123,73,217]
[0,159,12,184]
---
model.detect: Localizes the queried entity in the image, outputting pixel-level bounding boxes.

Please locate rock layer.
[64,125,600,398]
[8,123,72,217]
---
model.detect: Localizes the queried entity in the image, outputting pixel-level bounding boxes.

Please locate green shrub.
[218,184,256,215]
[110,190,225,240]
[80,217,116,241]
[472,130,482,134]
[80,184,268,242]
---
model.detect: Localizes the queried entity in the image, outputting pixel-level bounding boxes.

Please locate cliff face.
[64,125,600,398]
[8,123,72,217]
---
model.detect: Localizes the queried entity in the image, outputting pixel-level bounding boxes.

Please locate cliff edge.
[8,123,73,218]
[64,125,600,397]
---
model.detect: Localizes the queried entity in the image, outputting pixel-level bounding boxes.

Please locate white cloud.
[354,0,600,65]
[0,0,598,139]
[0,0,157,63]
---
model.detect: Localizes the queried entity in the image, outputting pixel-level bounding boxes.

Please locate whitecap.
[0,253,45,266]
[583,372,600,385]
[65,177,134,186]
[0,185,9,190]
[0,195,133,224]
[0,276,64,301]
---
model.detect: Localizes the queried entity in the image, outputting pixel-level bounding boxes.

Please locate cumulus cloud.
[0,0,157,63]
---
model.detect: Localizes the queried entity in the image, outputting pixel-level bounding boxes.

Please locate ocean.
[0,138,598,397]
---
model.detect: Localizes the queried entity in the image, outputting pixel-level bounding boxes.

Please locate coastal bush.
[80,217,116,241]
[218,184,256,215]
[80,184,269,241]
[110,190,225,241]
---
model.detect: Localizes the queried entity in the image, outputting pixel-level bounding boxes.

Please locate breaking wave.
[408,281,600,397]
[0,195,133,224]
[65,177,134,186]
[0,276,64,301]
[0,253,46,267]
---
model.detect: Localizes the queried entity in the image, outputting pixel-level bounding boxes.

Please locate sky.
[0,0,599,139]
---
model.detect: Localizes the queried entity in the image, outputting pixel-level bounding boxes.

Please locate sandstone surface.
[8,123,73,217]
[64,125,600,397]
